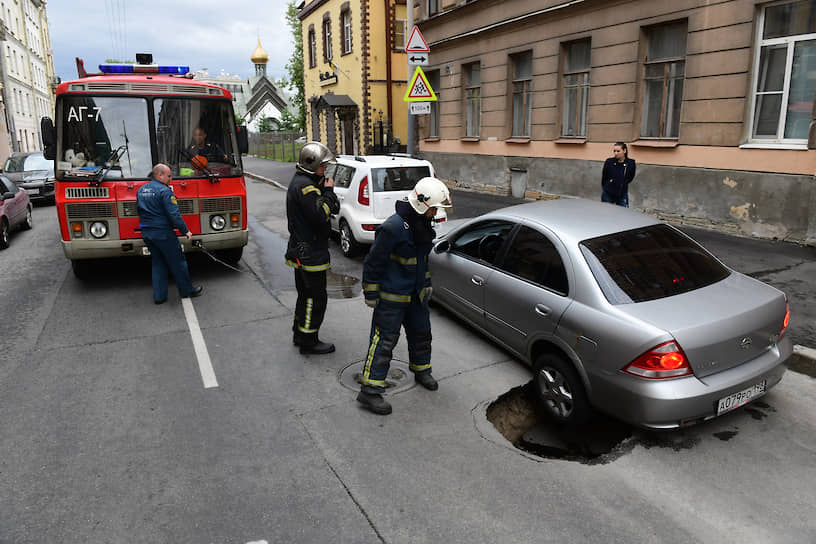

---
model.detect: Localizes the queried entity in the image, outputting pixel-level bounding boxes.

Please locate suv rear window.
[370,166,430,192]
[580,224,730,304]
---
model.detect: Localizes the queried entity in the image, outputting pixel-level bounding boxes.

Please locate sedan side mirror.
[41,117,57,160]
[2,191,14,200]
[434,240,451,254]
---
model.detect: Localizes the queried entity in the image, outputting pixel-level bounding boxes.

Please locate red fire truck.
[41,55,249,278]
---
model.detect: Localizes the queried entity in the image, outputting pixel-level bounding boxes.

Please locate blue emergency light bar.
[99,64,190,75]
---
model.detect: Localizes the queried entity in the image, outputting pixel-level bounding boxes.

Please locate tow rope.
[191,240,246,273]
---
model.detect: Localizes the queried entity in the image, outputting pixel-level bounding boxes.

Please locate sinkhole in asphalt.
[338,358,414,392]
[486,382,709,464]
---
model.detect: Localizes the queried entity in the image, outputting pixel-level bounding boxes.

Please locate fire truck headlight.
[89,221,108,239]
[210,215,226,231]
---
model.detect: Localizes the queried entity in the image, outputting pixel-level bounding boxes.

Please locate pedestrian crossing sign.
[403,66,437,102]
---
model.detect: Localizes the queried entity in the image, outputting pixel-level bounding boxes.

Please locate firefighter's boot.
[357,391,392,415]
[414,371,438,391]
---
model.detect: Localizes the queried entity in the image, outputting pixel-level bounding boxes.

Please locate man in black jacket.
[601,142,636,207]
[285,142,341,354]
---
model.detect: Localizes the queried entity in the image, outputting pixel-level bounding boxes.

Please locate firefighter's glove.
[365,297,379,309]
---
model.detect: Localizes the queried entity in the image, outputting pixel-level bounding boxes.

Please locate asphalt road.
[0,164,814,543]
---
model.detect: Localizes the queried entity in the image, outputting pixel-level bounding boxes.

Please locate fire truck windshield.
[154,98,241,180]
[56,96,242,182]
[58,96,152,181]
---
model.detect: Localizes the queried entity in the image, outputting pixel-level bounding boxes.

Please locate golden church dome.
[251,39,269,64]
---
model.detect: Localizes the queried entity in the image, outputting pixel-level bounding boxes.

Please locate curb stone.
[789,344,816,378]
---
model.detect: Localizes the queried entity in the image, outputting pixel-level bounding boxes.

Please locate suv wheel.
[533,353,592,425]
[0,219,9,249]
[339,220,361,258]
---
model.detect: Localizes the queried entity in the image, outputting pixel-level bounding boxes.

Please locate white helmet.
[408,177,452,214]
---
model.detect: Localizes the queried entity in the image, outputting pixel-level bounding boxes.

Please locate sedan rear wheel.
[0,219,9,249]
[533,353,591,425]
[22,206,33,230]
[339,220,360,258]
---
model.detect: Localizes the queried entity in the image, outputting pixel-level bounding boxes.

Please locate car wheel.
[71,259,92,279]
[533,353,592,425]
[339,220,360,258]
[22,206,33,230]
[0,219,9,249]
[215,246,243,265]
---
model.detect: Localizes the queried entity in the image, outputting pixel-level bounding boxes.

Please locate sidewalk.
[242,155,815,375]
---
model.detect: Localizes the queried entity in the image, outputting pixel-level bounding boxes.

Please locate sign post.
[406,23,431,155]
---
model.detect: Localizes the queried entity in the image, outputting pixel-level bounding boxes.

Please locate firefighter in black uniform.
[285,142,341,354]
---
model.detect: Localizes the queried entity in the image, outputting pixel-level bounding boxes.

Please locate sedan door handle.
[534,304,551,317]
[471,275,484,286]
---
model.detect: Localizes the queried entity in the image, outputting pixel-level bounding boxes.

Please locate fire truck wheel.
[71,259,92,279]
[216,247,243,265]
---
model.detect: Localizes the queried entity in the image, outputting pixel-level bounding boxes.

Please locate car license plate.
[25,188,39,195]
[717,380,766,416]
[141,247,151,256]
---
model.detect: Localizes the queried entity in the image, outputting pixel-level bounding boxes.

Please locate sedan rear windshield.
[370,166,430,192]
[580,224,730,304]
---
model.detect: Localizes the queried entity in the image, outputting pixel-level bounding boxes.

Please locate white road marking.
[181,298,219,389]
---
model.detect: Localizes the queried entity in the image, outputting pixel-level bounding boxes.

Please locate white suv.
[326,155,448,257]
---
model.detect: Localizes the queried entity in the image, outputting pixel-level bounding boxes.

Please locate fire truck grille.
[66,202,116,219]
[121,201,139,217]
[177,199,195,214]
[65,187,110,199]
[201,197,241,212]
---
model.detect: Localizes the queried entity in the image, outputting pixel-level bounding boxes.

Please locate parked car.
[326,155,448,257]
[0,174,33,249]
[2,151,55,204]
[429,198,791,429]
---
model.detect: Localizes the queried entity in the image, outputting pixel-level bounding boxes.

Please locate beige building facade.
[299,0,409,155]
[0,0,56,162]
[416,0,816,244]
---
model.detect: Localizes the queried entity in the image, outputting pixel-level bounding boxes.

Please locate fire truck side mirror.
[41,117,57,160]
[236,125,249,155]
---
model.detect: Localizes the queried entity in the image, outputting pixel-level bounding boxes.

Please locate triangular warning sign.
[404,66,437,102]
[405,26,430,53]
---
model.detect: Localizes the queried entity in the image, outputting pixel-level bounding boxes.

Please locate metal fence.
[248,131,306,162]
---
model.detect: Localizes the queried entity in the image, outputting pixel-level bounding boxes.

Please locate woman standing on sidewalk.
[601,142,636,207]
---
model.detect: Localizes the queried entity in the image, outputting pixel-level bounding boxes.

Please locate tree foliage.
[284,0,305,131]
[258,116,278,133]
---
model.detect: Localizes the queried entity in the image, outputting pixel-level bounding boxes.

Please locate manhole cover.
[338,359,414,393]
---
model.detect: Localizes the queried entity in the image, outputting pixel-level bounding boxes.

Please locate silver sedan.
[429,198,791,429]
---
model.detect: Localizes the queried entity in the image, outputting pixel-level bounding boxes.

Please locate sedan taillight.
[623,341,692,379]
[778,300,790,340]
[358,176,370,206]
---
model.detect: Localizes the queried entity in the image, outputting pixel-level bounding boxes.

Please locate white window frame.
[342,10,352,54]
[324,20,333,62]
[746,0,816,148]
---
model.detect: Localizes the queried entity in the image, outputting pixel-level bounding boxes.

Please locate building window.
[641,21,687,138]
[308,27,316,68]
[427,69,440,138]
[751,0,816,142]
[562,40,590,137]
[464,62,481,137]
[323,18,333,62]
[428,0,439,16]
[394,19,406,49]
[341,9,352,55]
[511,51,533,137]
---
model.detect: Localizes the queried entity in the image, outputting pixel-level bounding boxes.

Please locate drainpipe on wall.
[384,0,393,131]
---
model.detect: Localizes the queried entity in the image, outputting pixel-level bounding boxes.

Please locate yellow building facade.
[299,0,409,155]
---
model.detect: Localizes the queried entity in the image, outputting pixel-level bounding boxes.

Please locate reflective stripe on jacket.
[285,171,340,269]
[362,211,433,303]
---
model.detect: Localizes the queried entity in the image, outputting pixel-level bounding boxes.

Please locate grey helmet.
[296,141,335,174]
